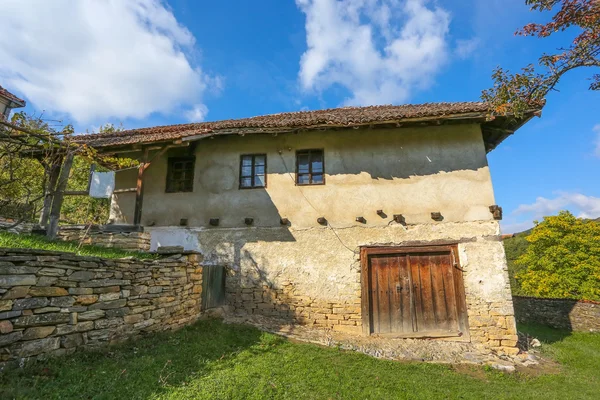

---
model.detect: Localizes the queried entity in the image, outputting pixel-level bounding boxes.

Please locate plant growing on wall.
[482,0,600,116]
[516,211,600,301]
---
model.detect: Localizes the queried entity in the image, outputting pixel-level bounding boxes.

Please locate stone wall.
[57,226,151,252]
[0,248,203,367]
[513,296,600,332]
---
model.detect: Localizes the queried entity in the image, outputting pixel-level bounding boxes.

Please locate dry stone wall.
[0,248,203,367]
[56,227,151,252]
[513,296,600,332]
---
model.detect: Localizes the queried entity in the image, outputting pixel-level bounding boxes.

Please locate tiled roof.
[75,102,494,148]
[0,85,26,107]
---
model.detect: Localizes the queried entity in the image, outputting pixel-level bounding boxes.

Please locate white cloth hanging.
[89,171,115,198]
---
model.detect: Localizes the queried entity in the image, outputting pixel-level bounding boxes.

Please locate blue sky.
[0,0,598,232]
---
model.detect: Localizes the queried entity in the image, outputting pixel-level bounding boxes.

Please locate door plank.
[430,254,449,331]
[441,253,460,332]
[397,255,413,333]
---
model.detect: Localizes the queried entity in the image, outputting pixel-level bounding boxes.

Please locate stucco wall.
[110,124,496,228]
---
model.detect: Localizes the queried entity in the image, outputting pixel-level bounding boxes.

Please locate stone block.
[69,288,93,295]
[13,297,49,310]
[22,326,56,340]
[61,333,84,349]
[34,307,61,314]
[87,329,112,341]
[86,280,130,288]
[99,293,120,302]
[37,277,59,287]
[68,271,96,281]
[0,275,36,286]
[89,299,127,310]
[0,331,22,346]
[0,310,21,319]
[148,287,163,294]
[76,295,98,305]
[76,321,95,332]
[0,265,40,275]
[19,337,60,357]
[78,310,105,321]
[93,286,121,294]
[105,308,130,318]
[38,268,66,277]
[0,320,13,334]
[2,286,30,299]
[0,299,12,311]
[13,313,70,327]
[94,318,123,330]
[123,314,144,324]
[29,287,68,297]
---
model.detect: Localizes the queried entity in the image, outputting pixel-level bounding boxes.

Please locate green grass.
[1,320,599,400]
[0,231,157,260]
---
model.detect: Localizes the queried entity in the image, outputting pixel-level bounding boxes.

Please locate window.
[239,154,267,189]
[166,157,195,193]
[296,149,324,185]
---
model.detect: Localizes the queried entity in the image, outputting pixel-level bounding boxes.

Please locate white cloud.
[502,192,600,233]
[593,124,600,158]
[0,0,215,123]
[296,0,451,106]
[455,38,480,59]
[185,104,208,122]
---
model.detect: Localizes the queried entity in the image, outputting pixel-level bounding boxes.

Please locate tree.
[516,211,600,301]
[482,0,599,116]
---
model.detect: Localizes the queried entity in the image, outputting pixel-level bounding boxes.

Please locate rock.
[13,313,70,327]
[2,286,30,299]
[157,246,184,254]
[86,280,130,288]
[13,297,49,310]
[29,287,69,297]
[50,296,75,307]
[87,328,112,341]
[38,268,66,277]
[94,318,124,329]
[0,265,40,275]
[22,326,56,340]
[98,293,120,302]
[76,321,95,332]
[0,299,12,311]
[148,287,163,294]
[0,310,21,320]
[0,275,37,286]
[124,314,144,324]
[489,361,516,373]
[0,331,22,346]
[105,308,130,318]
[93,286,121,294]
[33,307,62,314]
[69,288,93,295]
[88,299,127,310]
[36,276,59,287]
[75,295,98,305]
[18,337,60,357]
[67,271,95,281]
[61,333,84,349]
[78,310,105,321]
[530,338,541,348]
[0,320,13,334]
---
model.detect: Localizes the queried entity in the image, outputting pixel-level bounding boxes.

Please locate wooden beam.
[47,152,75,239]
[113,187,136,194]
[38,156,63,228]
[133,148,150,226]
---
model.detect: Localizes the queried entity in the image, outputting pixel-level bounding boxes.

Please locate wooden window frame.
[359,244,469,339]
[165,156,195,193]
[295,149,325,186]
[239,154,267,189]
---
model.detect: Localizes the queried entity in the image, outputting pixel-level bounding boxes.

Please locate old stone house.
[77,102,539,355]
[0,85,26,121]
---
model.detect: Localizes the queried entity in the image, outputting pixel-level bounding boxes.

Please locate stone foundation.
[173,220,519,356]
[0,248,202,367]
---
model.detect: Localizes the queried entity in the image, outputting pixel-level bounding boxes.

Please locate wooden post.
[38,156,63,227]
[133,148,150,226]
[47,151,74,239]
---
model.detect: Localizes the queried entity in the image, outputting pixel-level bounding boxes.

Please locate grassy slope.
[2,320,599,400]
[0,231,156,260]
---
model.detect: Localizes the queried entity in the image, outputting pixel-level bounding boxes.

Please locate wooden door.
[362,246,467,337]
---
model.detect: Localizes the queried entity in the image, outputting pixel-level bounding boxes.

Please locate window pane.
[312,174,324,184]
[254,155,265,166]
[297,174,310,185]
[241,165,252,177]
[242,156,253,167]
[254,174,265,187]
[173,171,182,180]
[254,165,265,175]
[298,154,309,174]
[241,177,252,187]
